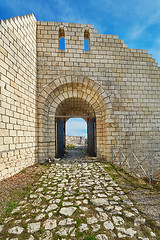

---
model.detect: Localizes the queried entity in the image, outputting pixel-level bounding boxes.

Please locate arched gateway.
[38,76,113,162]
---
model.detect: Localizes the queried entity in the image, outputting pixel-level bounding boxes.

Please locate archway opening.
[65,118,87,158]
[55,116,96,158]
[55,96,97,158]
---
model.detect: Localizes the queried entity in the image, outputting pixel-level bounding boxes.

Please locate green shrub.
[66,144,75,149]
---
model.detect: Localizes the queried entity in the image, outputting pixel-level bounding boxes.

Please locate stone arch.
[37,76,113,162]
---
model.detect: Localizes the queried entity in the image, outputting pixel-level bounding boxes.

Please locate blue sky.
[1,0,160,137]
[66,118,87,138]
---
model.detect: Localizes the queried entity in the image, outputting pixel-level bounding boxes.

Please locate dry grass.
[0,164,44,216]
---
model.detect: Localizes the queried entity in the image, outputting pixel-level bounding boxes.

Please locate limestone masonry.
[66,136,86,146]
[0,14,160,180]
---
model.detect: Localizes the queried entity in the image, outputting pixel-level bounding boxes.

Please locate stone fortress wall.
[0,14,37,180]
[0,14,160,180]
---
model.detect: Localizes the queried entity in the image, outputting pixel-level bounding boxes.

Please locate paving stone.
[87,216,98,224]
[59,218,76,226]
[11,206,21,214]
[111,210,122,216]
[105,192,112,196]
[132,207,139,214]
[28,236,34,240]
[59,207,77,216]
[63,201,73,206]
[43,219,57,229]
[48,173,55,178]
[30,194,38,198]
[150,231,156,237]
[44,195,52,200]
[97,193,108,198]
[138,238,149,240]
[96,234,108,240]
[70,228,76,237]
[105,206,114,211]
[35,213,45,221]
[83,199,89,204]
[117,227,137,238]
[76,196,84,199]
[92,224,101,232]
[57,227,74,236]
[33,198,42,205]
[45,203,57,212]
[98,212,109,221]
[27,222,40,233]
[48,212,53,218]
[123,199,134,206]
[113,195,120,201]
[134,216,146,226]
[39,230,53,240]
[79,223,89,231]
[75,200,81,205]
[79,206,89,211]
[19,200,26,205]
[14,220,21,224]
[8,226,24,234]
[0,225,4,233]
[95,207,104,212]
[36,188,43,192]
[112,216,124,225]
[31,208,39,213]
[115,206,122,211]
[104,221,114,230]
[109,200,117,205]
[124,210,135,218]
[91,198,109,206]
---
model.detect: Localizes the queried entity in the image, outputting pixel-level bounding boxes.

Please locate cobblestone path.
[0,158,158,240]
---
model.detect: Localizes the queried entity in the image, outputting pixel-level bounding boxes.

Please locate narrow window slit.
[84,29,90,52]
[59,28,65,50]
